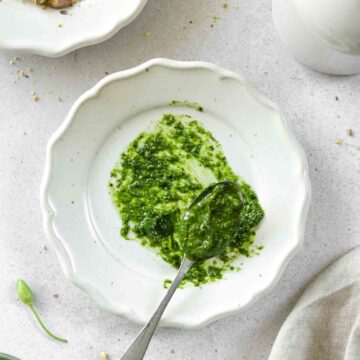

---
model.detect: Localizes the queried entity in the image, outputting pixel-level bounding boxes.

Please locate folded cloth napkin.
[269,247,360,360]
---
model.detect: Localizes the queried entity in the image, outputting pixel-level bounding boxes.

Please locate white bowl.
[0,0,148,57]
[41,59,311,328]
[272,0,360,75]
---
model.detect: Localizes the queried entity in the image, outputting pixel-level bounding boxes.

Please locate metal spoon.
[120,180,244,360]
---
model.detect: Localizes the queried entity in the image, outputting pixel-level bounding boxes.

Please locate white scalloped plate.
[0,0,148,57]
[40,59,311,328]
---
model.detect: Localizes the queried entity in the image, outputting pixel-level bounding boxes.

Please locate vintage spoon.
[120,180,244,360]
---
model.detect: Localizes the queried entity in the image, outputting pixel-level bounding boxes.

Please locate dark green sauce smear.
[170,100,204,112]
[109,114,264,286]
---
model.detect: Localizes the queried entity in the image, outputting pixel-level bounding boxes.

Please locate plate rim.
[0,0,149,57]
[40,58,312,328]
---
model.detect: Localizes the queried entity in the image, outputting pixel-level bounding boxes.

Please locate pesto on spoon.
[120,181,244,360]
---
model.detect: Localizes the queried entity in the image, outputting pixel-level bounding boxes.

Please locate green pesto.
[109,114,264,286]
[170,100,204,112]
[182,182,244,261]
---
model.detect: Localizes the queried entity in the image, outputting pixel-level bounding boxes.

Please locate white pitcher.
[272,0,360,75]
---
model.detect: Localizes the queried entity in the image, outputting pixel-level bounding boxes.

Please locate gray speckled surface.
[0,0,359,359]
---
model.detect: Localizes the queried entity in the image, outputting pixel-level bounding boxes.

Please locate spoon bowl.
[182,181,245,261]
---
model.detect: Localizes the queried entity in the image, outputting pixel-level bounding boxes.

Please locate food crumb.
[9,56,20,65]
[144,31,151,37]
[335,139,343,145]
[32,93,40,102]
[163,279,172,289]
[43,245,48,251]
[57,23,63,28]
[17,70,28,78]
[100,352,108,359]
[170,349,175,354]
[335,96,339,101]
[53,294,59,298]
[347,129,354,136]
[223,3,228,9]
[210,15,220,28]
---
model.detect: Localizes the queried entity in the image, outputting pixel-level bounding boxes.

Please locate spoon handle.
[120,257,194,360]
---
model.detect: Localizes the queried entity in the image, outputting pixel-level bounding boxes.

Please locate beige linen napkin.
[269,247,360,360]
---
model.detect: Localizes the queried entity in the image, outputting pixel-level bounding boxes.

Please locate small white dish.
[273,0,360,75]
[41,59,311,328]
[0,0,148,57]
